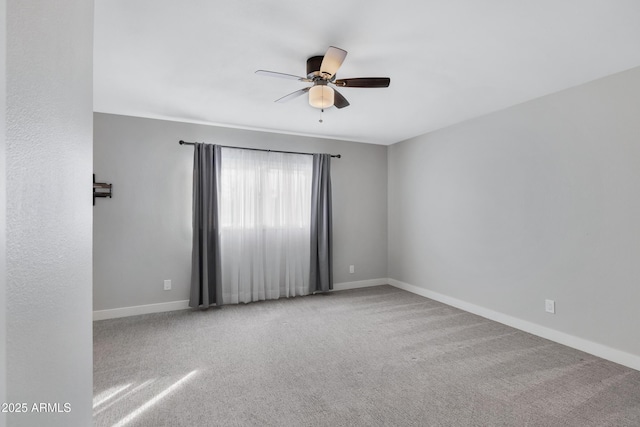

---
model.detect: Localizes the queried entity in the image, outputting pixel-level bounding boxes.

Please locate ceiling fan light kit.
[309,84,334,109]
[256,46,390,112]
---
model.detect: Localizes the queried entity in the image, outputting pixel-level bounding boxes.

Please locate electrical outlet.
[545,299,555,314]
[164,279,171,291]
[349,265,355,274]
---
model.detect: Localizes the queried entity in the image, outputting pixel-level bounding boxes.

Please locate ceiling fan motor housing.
[306,56,324,78]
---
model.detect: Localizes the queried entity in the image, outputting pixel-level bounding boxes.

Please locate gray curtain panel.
[189,143,222,308]
[310,153,333,292]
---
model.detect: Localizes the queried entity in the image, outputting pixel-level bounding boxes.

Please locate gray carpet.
[93,285,640,426]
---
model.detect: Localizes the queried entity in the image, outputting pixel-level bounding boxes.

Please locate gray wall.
[6,0,94,426]
[388,66,640,357]
[93,113,388,311]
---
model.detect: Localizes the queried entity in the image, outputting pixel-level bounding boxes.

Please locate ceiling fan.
[255,46,390,110]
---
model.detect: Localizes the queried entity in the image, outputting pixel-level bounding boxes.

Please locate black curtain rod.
[179,140,341,158]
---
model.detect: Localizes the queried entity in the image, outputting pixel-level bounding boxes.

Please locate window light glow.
[93,384,132,409]
[93,379,156,417]
[111,370,198,427]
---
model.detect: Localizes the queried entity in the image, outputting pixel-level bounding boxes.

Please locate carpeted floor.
[93,285,640,426]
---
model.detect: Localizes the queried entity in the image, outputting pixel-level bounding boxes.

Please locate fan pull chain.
[319,88,325,123]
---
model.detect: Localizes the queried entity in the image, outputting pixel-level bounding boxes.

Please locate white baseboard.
[93,300,190,321]
[94,278,388,321]
[332,277,388,291]
[388,278,640,372]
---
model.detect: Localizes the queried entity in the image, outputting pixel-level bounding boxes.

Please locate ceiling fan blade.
[274,87,311,103]
[320,46,347,79]
[255,70,311,82]
[334,77,391,88]
[333,89,350,109]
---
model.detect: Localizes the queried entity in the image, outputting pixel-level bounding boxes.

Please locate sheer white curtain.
[219,147,312,304]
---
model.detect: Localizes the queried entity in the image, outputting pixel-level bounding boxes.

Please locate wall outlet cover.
[545,299,555,314]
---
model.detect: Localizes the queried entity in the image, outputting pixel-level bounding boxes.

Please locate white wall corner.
[387,278,640,372]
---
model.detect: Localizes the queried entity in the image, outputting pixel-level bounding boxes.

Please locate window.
[219,147,312,303]
[219,150,312,229]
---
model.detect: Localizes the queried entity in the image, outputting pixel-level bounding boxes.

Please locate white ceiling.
[94,0,640,145]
